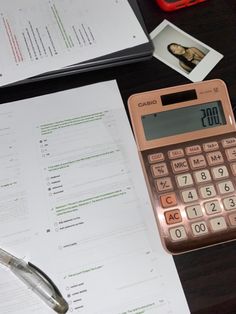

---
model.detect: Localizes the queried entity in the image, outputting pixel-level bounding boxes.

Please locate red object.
[156,0,207,12]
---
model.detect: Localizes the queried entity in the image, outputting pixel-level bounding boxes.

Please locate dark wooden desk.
[1,1,236,313]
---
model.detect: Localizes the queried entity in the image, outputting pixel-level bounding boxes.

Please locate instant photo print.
[150,20,223,82]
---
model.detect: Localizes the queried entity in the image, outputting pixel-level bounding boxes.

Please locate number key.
[199,185,216,199]
[223,196,236,210]
[217,180,234,195]
[191,221,208,236]
[212,165,229,180]
[176,173,193,187]
[194,169,211,183]
[186,204,203,219]
[169,226,187,241]
[181,188,198,203]
[204,200,222,215]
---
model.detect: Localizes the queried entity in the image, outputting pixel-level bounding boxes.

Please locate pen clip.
[28,262,62,297]
[27,262,69,313]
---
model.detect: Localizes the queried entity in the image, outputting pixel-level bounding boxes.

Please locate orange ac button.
[160,192,177,208]
[165,209,182,225]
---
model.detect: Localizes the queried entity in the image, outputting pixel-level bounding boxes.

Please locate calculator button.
[160,193,177,208]
[204,200,222,215]
[181,188,198,203]
[230,163,236,176]
[225,148,236,161]
[185,145,202,155]
[176,173,193,187]
[151,162,168,177]
[217,180,234,195]
[199,185,216,199]
[156,177,173,192]
[191,221,208,236]
[168,148,184,159]
[203,141,219,152]
[186,204,203,219]
[222,137,236,148]
[223,196,236,210]
[171,158,189,173]
[164,209,182,225]
[148,153,164,163]
[211,165,229,180]
[189,155,206,169]
[228,213,236,226]
[206,151,224,166]
[194,169,211,183]
[209,217,227,232]
[169,226,187,241]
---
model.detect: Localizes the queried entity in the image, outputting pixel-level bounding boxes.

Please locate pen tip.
[53,296,69,314]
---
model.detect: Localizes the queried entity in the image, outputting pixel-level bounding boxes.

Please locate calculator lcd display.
[141,101,226,140]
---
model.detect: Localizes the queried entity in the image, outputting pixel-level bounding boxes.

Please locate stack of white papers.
[0,0,149,86]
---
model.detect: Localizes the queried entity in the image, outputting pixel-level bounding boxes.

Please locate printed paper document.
[0,0,148,86]
[0,80,190,313]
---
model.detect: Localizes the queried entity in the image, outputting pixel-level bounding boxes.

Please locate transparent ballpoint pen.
[0,248,69,314]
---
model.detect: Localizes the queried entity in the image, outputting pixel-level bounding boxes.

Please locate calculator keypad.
[143,132,236,254]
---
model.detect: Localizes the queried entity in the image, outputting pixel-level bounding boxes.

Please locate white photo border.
[150,20,223,82]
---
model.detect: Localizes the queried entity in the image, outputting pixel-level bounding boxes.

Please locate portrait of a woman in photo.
[167,43,206,73]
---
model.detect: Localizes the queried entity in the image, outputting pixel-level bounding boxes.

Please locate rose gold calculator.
[128,79,236,254]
